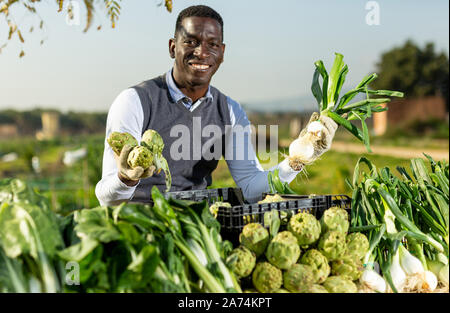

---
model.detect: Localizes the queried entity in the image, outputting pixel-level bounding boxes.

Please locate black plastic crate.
[217,194,351,245]
[165,188,245,206]
[129,187,245,207]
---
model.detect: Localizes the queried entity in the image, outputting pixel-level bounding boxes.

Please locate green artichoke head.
[265,231,301,270]
[239,223,270,257]
[308,284,329,293]
[346,232,369,260]
[252,262,283,293]
[283,263,316,293]
[320,206,349,234]
[299,249,330,284]
[226,246,256,279]
[274,288,291,293]
[107,132,138,155]
[141,129,164,154]
[322,276,358,293]
[287,211,321,246]
[127,146,153,169]
[331,256,364,281]
[318,231,347,261]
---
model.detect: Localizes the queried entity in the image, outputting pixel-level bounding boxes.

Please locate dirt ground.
[331,141,449,161]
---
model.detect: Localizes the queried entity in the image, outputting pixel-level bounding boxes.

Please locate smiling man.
[95,5,337,206]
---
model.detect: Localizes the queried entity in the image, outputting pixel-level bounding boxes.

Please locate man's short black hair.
[175,5,224,40]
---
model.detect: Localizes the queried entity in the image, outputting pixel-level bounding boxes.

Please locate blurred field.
[1,128,448,212]
[210,150,416,196]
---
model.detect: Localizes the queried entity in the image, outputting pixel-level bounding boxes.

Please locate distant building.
[0,124,18,138]
[373,96,448,136]
[36,112,60,140]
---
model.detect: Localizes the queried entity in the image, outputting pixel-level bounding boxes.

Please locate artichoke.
[287,212,321,246]
[299,249,330,283]
[141,129,164,154]
[275,288,291,293]
[318,231,347,261]
[320,206,349,234]
[209,201,231,218]
[331,256,364,281]
[226,246,256,278]
[323,276,358,293]
[107,132,138,155]
[283,263,316,293]
[308,284,329,293]
[258,194,285,204]
[127,146,153,169]
[346,232,369,260]
[141,129,171,192]
[239,223,270,257]
[243,289,259,293]
[252,262,283,293]
[265,231,300,270]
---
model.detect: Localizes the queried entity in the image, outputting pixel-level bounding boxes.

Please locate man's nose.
[194,42,210,59]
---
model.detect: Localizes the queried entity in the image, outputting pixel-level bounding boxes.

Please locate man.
[95,5,337,206]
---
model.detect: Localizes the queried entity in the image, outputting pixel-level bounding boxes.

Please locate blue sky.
[0,0,448,112]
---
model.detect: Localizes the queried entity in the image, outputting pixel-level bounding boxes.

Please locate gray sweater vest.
[130,74,231,201]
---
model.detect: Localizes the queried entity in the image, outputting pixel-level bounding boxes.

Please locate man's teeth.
[191,64,210,70]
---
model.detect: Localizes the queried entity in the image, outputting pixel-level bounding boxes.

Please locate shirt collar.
[165,68,213,104]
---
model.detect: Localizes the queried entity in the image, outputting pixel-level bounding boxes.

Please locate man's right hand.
[115,144,156,186]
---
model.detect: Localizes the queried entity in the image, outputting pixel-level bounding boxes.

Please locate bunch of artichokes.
[107,129,172,191]
[232,206,369,293]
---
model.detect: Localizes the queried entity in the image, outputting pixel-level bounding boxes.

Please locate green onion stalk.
[311,53,404,153]
[349,156,449,292]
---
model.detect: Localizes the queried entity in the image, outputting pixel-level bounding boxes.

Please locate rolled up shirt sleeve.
[95,88,144,206]
[225,96,302,203]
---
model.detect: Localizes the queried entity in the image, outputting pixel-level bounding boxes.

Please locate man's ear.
[169,38,176,59]
[221,43,226,63]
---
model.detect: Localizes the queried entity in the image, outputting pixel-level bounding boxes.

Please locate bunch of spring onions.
[312,52,403,151]
[288,53,403,171]
[349,155,449,293]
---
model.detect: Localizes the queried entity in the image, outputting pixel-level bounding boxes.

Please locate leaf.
[116,221,141,245]
[58,237,98,262]
[314,60,329,110]
[83,0,94,32]
[332,64,349,109]
[311,68,322,107]
[17,30,24,43]
[0,202,64,259]
[74,206,121,243]
[165,0,173,12]
[337,73,378,109]
[325,111,365,142]
[154,153,171,192]
[57,0,64,12]
[327,52,344,105]
[264,210,280,239]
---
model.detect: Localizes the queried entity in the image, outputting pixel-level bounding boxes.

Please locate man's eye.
[184,40,197,46]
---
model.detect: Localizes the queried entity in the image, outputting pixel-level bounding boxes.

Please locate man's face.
[169,16,225,88]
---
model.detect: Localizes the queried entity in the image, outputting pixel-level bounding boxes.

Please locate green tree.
[371,40,449,111]
[0,0,173,57]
